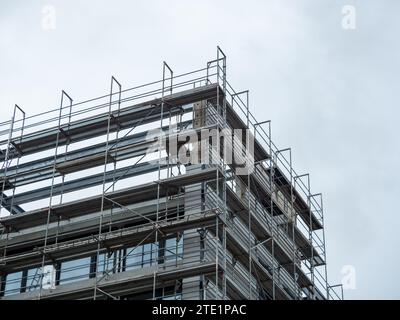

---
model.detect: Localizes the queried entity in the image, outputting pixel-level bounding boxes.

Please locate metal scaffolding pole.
[275,147,298,299]
[310,192,329,299]
[153,61,173,300]
[295,173,314,299]
[39,90,72,299]
[0,105,25,217]
[0,105,25,274]
[108,76,122,234]
[219,46,227,300]
[212,46,228,299]
[255,119,275,300]
[233,90,252,299]
[94,77,121,300]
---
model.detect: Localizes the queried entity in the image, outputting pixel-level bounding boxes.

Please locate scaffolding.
[0,48,342,300]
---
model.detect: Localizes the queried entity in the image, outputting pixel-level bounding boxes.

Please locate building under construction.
[0,48,342,300]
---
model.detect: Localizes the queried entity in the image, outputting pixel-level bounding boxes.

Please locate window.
[97,252,116,275]
[177,236,183,259]
[60,257,91,285]
[165,238,177,260]
[125,246,143,271]
[143,243,153,267]
[4,271,22,296]
[25,267,41,292]
[164,236,183,263]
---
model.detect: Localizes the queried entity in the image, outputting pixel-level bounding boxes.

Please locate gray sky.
[1,0,399,299]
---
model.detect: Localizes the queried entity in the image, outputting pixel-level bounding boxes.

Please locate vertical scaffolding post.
[276,148,298,299]
[255,120,275,300]
[215,46,227,299]
[7,105,25,216]
[39,90,72,299]
[250,123,256,300]
[55,94,73,246]
[215,52,220,298]
[108,76,122,233]
[319,193,329,299]
[295,173,313,299]
[254,120,276,300]
[0,105,25,271]
[59,95,73,206]
[267,121,276,300]
[93,76,121,300]
[231,91,249,128]
[153,61,173,300]
[0,105,25,217]
[206,61,210,85]
[310,192,328,298]
[233,91,252,299]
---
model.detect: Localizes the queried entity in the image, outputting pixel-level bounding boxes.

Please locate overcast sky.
[1,0,399,299]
